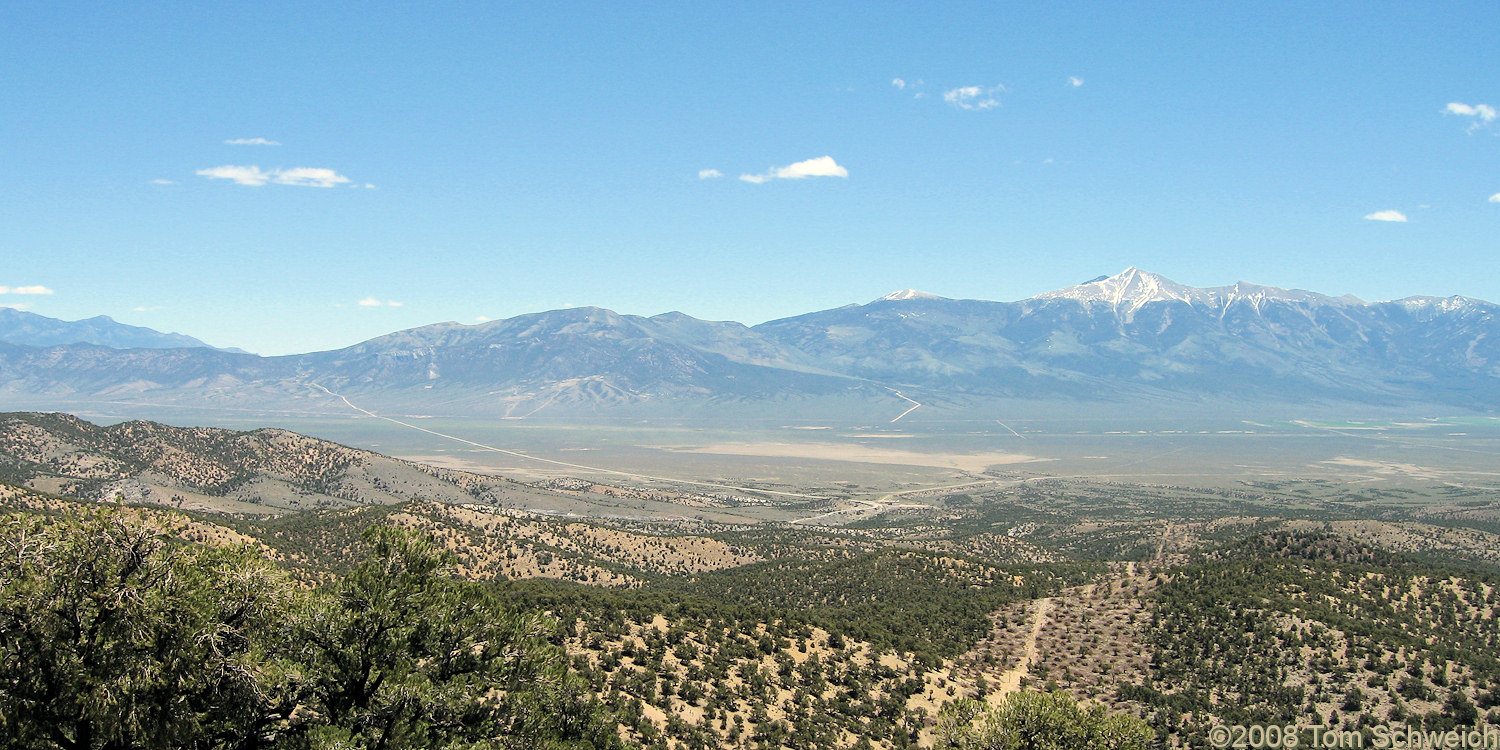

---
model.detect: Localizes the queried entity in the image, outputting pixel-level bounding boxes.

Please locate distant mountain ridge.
[0,307,241,352]
[2,269,1496,416]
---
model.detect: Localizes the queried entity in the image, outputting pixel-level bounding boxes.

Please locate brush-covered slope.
[0,411,541,511]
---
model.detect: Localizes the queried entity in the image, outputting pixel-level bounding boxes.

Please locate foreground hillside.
[3,413,1497,748]
[6,487,1497,749]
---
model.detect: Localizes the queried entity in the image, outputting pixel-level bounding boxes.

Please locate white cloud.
[892,78,906,90]
[151,178,175,185]
[943,85,1003,110]
[1445,102,1496,133]
[0,303,29,311]
[1363,210,1408,222]
[225,137,281,146]
[132,305,164,312]
[777,156,848,179]
[1445,102,1497,121]
[197,165,352,188]
[739,156,849,184]
[1489,193,1500,203]
[475,316,491,323]
[698,169,724,179]
[1068,76,1084,87]
[358,297,403,307]
[0,285,54,295]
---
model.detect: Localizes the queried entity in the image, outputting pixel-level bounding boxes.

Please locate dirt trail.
[886,388,921,422]
[990,596,1054,700]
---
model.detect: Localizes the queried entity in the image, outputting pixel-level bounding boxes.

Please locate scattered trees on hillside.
[0,509,619,750]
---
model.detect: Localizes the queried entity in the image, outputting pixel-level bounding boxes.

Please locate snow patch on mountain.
[876,289,947,302]
[1393,296,1489,314]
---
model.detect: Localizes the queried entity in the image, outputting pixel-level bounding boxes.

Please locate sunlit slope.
[0,411,546,511]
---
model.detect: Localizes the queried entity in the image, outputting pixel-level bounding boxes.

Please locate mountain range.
[0,307,243,352]
[2,268,1496,419]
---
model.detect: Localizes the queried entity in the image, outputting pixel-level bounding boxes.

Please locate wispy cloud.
[197,165,352,188]
[1363,210,1408,222]
[0,303,30,311]
[739,156,848,184]
[698,169,723,179]
[198,166,273,185]
[1068,76,1084,87]
[131,305,164,312]
[224,137,281,146]
[0,285,54,295]
[150,178,175,185]
[1445,102,1496,121]
[269,167,351,188]
[358,297,403,307]
[944,85,1004,110]
[1445,102,1496,133]
[475,316,491,323]
[891,77,931,99]
[1489,193,1500,203]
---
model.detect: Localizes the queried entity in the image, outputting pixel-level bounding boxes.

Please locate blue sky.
[3,1,1498,354]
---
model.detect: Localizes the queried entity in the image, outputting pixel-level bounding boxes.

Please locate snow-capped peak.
[1037,268,1213,309]
[1035,267,1357,317]
[876,289,946,302]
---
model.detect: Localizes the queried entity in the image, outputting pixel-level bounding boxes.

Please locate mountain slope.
[0,411,543,511]
[0,308,234,350]
[298,306,863,415]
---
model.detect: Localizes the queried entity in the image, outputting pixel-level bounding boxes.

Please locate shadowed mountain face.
[2,269,1498,416]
